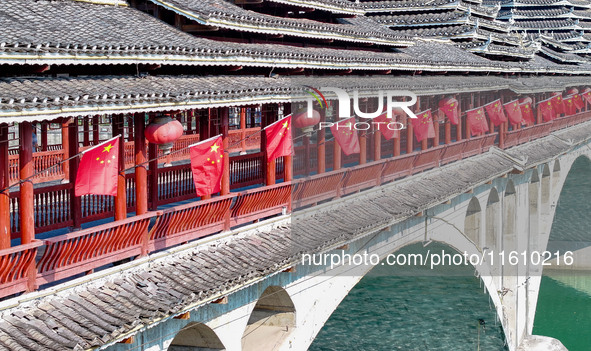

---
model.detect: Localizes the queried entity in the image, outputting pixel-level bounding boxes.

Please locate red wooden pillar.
[199,109,209,140]
[126,115,133,143]
[40,121,48,151]
[333,100,342,170]
[83,117,90,147]
[444,111,451,144]
[0,125,10,249]
[283,103,293,181]
[373,98,382,161]
[148,139,159,209]
[186,110,193,134]
[134,113,148,215]
[359,100,367,164]
[220,107,230,194]
[406,118,413,154]
[433,110,440,146]
[317,108,326,174]
[393,129,400,157]
[112,115,126,220]
[240,108,247,154]
[61,118,70,180]
[261,104,277,185]
[19,122,35,244]
[92,116,100,145]
[456,95,462,141]
[67,119,82,229]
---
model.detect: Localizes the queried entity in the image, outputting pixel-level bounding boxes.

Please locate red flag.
[573,94,584,110]
[189,135,224,197]
[520,103,535,126]
[75,136,119,197]
[551,95,564,115]
[466,107,489,136]
[484,99,507,126]
[331,117,360,155]
[539,98,555,121]
[563,96,577,115]
[503,100,522,125]
[582,91,591,104]
[411,110,436,142]
[438,98,459,125]
[373,110,400,140]
[265,115,292,162]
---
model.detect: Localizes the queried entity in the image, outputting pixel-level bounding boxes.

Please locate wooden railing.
[2,110,591,299]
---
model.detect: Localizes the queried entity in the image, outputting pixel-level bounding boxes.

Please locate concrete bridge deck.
[0,120,589,351]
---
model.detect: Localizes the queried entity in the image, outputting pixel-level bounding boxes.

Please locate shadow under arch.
[310,241,508,350]
[168,322,226,351]
[242,285,296,351]
[465,197,482,248]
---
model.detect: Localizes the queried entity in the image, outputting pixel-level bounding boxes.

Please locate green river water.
[310,157,591,350]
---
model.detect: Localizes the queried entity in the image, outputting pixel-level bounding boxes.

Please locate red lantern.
[567,88,579,95]
[293,109,321,135]
[145,113,184,154]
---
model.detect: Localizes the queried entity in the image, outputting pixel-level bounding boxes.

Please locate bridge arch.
[541,164,551,218]
[464,197,482,248]
[168,322,226,351]
[242,285,296,351]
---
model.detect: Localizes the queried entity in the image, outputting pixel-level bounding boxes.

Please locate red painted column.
[373,98,382,161]
[61,118,70,180]
[433,110,440,146]
[148,140,159,209]
[112,115,126,220]
[92,116,100,145]
[240,108,247,154]
[19,122,34,244]
[83,117,90,147]
[359,100,367,164]
[199,109,209,140]
[406,118,414,154]
[186,110,193,134]
[40,121,48,151]
[333,100,342,170]
[68,120,81,229]
[282,103,293,181]
[220,107,230,195]
[134,113,148,215]
[456,95,462,141]
[0,125,10,249]
[444,111,451,144]
[260,105,276,186]
[317,108,326,173]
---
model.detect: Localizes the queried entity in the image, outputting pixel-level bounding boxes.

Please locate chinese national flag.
[466,107,489,136]
[265,115,292,162]
[551,95,564,115]
[373,110,400,140]
[573,94,585,110]
[411,110,436,142]
[563,96,577,115]
[331,117,360,155]
[503,100,522,125]
[75,137,119,197]
[582,91,591,104]
[539,98,555,121]
[438,98,459,125]
[520,103,535,126]
[189,135,224,197]
[484,99,507,126]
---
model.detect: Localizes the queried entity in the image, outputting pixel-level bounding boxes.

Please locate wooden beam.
[118,337,134,344]
[282,266,296,273]
[181,24,219,32]
[174,312,191,320]
[212,296,228,304]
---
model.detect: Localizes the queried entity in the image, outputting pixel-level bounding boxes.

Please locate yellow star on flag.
[210,144,220,153]
[103,144,114,153]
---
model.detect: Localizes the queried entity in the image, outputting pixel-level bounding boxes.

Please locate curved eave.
[467,46,537,59]
[500,0,571,7]
[151,0,412,47]
[384,18,471,28]
[539,47,588,63]
[265,0,365,15]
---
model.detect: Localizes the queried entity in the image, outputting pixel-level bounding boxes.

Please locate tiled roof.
[264,0,365,15]
[362,0,499,18]
[148,0,413,46]
[498,7,573,19]
[539,45,590,63]
[373,11,471,27]
[460,40,539,58]
[496,0,572,7]
[553,30,587,41]
[511,19,580,29]
[2,74,591,122]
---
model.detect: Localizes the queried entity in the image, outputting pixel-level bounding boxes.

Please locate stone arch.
[168,322,226,351]
[242,286,296,351]
[464,197,482,248]
[551,159,561,191]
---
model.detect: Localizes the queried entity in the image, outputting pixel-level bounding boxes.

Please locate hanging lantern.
[519,96,533,105]
[293,109,321,136]
[144,113,184,154]
[567,88,579,95]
